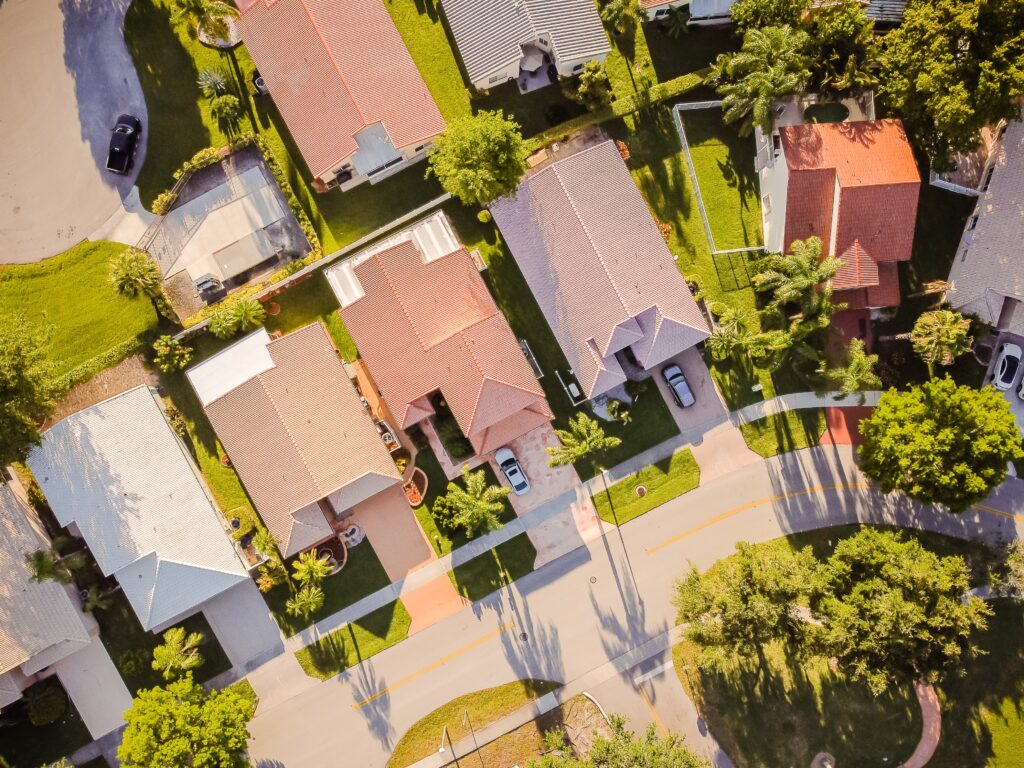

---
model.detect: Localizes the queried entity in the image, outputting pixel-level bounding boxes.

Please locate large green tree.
[674,541,818,671]
[730,0,810,30]
[751,237,843,317]
[109,247,177,323]
[880,0,1024,167]
[152,627,205,681]
[427,111,526,206]
[530,719,710,768]
[805,0,879,95]
[858,376,1023,511]
[438,466,511,536]
[599,0,646,37]
[118,674,252,768]
[813,527,992,695]
[547,412,622,469]
[910,309,974,376]
[712,26,812,136]
[0,319,54,467]
[821,337,881,401]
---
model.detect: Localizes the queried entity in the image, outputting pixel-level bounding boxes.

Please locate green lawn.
[294,600,411,680]
[474,80,589,139]
[445,201,681,480]
[264,272,357,360]
[0,679,92,768]
[593,448,700,525]
[387,679,561,767]
[739,409,826,458]
[644,24,737,83]
[0,240,158,382]
[410,448,517,557]
[605,25,658,100]
[449,533,537,602]
[264,541,394,636]
[674,526,998,768]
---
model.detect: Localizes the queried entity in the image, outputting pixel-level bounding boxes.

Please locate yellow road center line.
[973,502,1024,524]
[352,622,514,710]
[637,683,668,736]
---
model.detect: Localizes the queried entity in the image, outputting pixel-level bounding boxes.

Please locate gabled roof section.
[441,0,610,84]
[780,119,919,186]
[491,140,710,398]
[0,485,90,677]
[237,0,445,179]
[27,387,248,631]
[189,323,401,558]
[339,221,551,455]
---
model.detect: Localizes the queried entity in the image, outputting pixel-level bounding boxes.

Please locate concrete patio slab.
[52,635,132,739]
[350,484,434,582]
[402,575,469,635]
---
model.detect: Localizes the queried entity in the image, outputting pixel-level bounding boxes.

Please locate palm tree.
[151,627,205,681]
[599,0,645,37]
[82,584,119,613]
[662,5,690,38]
[25,536,87,584]
[821,338,881,402]
[292,550,333,586]
[707,304,755,361]
[751,237,843,318]
[228,297,266,333]
[286,584,325,621]
[547,412,623,469]
[712,25,811,135]
[172,0,238,41]
[441,467,511,536]
[911,310,973,377]
[109,248,178,323]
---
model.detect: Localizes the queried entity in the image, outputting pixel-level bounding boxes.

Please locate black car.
[662,364,695,408]
[106,114,142,174]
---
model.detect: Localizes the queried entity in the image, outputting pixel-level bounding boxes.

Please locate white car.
[495,447,530,496]
[993,342,1022,390]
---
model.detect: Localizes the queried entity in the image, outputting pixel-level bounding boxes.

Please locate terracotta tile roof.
[780,119,919,304]
[237,0,445,180]
[490,140,710,398]
[193,324,401,557]
[339,240,552,456]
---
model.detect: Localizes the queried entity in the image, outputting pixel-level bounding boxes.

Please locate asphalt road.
[246,444,1024,768]
[0,0,146,263]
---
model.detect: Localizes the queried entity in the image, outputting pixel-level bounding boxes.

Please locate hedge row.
[52,335,150,394]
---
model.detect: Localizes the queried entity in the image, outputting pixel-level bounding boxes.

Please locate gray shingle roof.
[441,0,610,85]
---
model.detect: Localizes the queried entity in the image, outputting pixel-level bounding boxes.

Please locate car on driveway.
[662,363,695,407]
[106,114,141,174]
[495,447,530,496]
[993,343,1022,390]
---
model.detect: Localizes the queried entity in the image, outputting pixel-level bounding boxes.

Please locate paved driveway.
[650,347,729,437]
[984,332,1024,435]
[53,635,132,738]
[202,580,284,673]
[0,0,147,263]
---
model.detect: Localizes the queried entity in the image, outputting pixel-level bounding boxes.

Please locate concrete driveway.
[0,0,147,263]
[983,332,1024,435]
[650,347,729,437]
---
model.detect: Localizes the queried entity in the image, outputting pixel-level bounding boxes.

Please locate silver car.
[662,364,695,408]
[994,343,1022,390]
[495,447,530,495]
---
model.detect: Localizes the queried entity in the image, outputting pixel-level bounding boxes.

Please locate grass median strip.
[739,409,827,458]
[295,600,412,680]
[593,448,700,525]
[449,533,537,602]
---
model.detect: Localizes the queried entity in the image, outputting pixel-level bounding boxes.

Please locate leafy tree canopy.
[529,718,710,768]
[427,111,526,206]
[858,376,1023,511]
[805,0,879,95]
[730,0,811,30]
[0,318,54,468]
[440,466,511,536]
[911,309,973,375]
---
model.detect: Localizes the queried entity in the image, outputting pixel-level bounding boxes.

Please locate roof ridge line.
[297,0,368,127]
[376,248,429,352]
[255,372,324,506]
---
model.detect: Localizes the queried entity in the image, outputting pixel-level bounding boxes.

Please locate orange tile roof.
[340,241,552,456]
[237,0,445,180]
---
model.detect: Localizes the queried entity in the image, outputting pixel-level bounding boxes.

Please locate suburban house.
[490,140,711,401]
[643,0,685,21]
[945,115,1024,333]
[756,106,920,311]
[0,483,131,738]
[330,213,553,460]
[27,387,249,633]
[187,323,405,559]
[236,0,446,192]
[687,0,735,25]
[440,0,610,92]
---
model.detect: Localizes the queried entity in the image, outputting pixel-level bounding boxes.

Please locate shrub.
[431,494,458,530]
[173,146,222,180]
[407,425,430,452]
[153,335,192,372]
[164,404,190,443]
[151,190,179,216]
[117,649,151,679]
[477,209,492,224]
[435,417,474,461]
[197,67,230,97]
[210,94,241,122]
[26,683,67,726]
[615,139,631,162]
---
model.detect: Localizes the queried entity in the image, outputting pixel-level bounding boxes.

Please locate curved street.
[245,443,1024,767]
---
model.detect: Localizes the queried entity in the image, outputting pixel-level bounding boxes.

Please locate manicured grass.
[593,448,700,525]
[0,240,158,380]
[387,679,561,767]
[474,80,588,139]
[264,541,393,636]
[739,409,826,458]
[264,272,357,360]
[383,0,471,123]
[449,533,537,602]
[605,26,658,100]
[411,448,517,557]
[645,24,737,83]
[674,527,1000,768]
[446,201,681,480]
[294,600,411,680]
[0,679,92,768]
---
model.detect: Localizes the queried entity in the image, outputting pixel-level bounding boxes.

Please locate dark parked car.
[662,363,695,408]
[106,114,142,174]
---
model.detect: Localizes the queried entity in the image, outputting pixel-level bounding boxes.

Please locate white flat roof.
[186,328,275,406]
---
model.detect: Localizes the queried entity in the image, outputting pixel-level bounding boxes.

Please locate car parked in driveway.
[662,363,695,407]
[993,343,1022,390]
[106,114,141,174]
[495,447,530,495]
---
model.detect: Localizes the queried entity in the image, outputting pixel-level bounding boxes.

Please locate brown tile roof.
[340,240,552,456]
[199,324,401,556]
[781,119,919,303]
[237,0,445,180]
